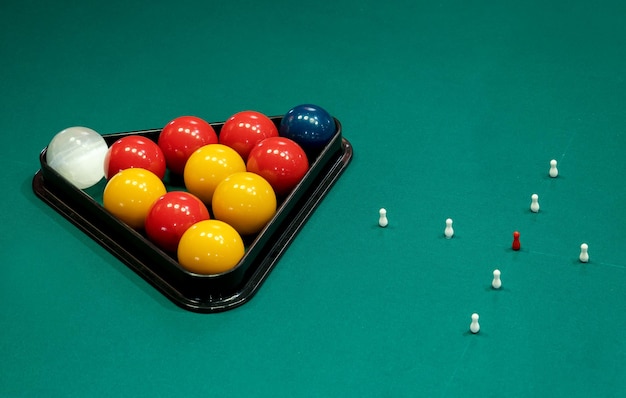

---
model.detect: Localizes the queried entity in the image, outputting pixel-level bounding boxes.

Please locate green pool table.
[2,0,625,396]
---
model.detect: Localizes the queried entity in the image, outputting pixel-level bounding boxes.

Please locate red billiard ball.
[104,135,166,179]
[158,116,218,175]
[246,137,309,196]
[145,191,210,253]
[219,110,279,160]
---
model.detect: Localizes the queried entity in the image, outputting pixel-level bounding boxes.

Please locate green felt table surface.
[2,0,626,396]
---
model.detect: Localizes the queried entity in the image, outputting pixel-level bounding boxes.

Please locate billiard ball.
[103,135,166,179]
[219,110,279,160]
[158,116,218,175]
[45,126,109,189]
[183,144,246,204]
[279,104,336,150]
[103,168,167,229]
[212,171,277,235]
[246,136,309,196]
[144,191,210,253]
[177,219,245,275]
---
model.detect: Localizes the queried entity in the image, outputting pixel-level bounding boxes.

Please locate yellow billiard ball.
[103,168,166,229]
[177,220,245,275]
[212,171,277,235]
[183,144,246,204]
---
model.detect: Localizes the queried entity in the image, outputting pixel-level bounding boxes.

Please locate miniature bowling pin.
[579,243,589,263]
[549,159,558,178]
[470,313,480,334]
[530,193,540,213]
[512,231,521,251]
[444,218,454,239]
[378,208,388,228]
[492,269,502,289]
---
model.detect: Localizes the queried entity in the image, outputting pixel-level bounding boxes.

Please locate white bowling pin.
[549,159,558,178]
[470,313,480,334]
[579,243,589,263]
[492,269,502,289]
[444,218,454,239]
[378,208,388,228]
[530,194,540,213]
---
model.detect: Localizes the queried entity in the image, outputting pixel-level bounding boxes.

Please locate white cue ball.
[46,126,109,189]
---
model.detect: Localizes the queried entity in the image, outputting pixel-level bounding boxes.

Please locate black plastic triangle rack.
[33,116,352,313]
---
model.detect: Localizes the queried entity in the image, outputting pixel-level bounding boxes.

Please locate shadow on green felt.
[542,174,566,181]
[371,224,395,230]
[523,208,549,216]
[23,175,180,313]
[438,234,462,240]
[462,330,488,337]
[483,285,510,293]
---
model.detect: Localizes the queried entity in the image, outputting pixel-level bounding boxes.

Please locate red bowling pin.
[512,231,521,251]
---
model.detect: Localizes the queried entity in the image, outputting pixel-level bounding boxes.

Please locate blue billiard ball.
[279,104,336,150]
